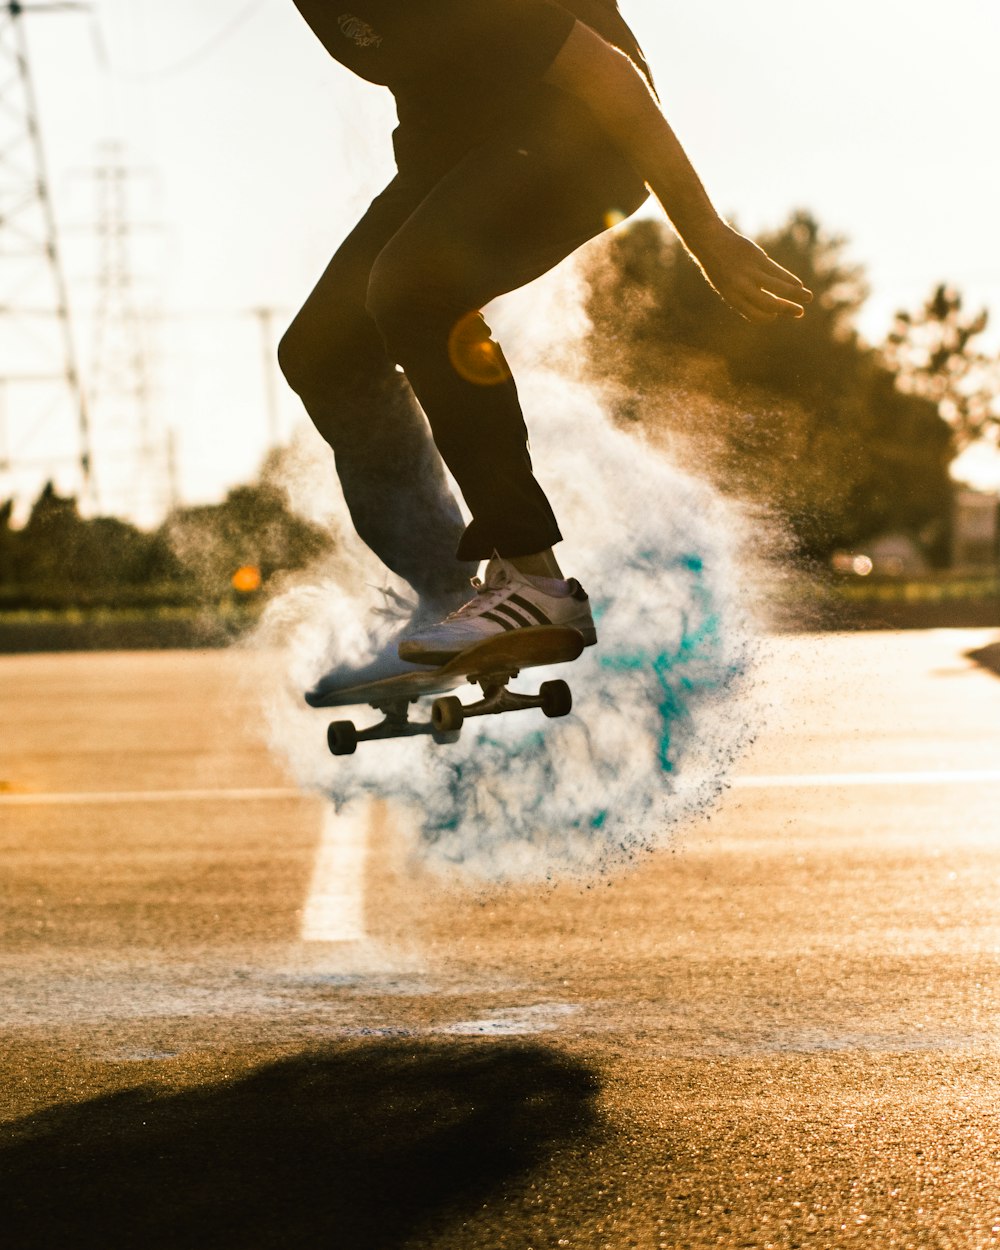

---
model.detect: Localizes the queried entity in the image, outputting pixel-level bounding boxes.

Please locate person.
[279,1,812,706]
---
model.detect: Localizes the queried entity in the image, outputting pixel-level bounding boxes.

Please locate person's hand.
[690,221,813,323]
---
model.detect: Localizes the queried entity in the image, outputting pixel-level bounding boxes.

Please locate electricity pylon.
[83,139,165,520]
[0,0,93,509]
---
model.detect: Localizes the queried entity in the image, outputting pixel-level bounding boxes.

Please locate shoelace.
[445,565,512,621]
[369,584,417,623]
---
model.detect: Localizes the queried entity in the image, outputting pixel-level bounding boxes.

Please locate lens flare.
[447,312,512,386]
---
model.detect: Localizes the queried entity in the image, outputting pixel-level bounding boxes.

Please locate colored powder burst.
[253,369,761,883]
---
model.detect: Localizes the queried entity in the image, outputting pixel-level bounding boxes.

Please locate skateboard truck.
[322,626,583,756]
[431,666,571,729]
[327,667,573,756]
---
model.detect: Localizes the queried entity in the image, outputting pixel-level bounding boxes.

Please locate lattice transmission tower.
[0,0,92,510]
[83,139,166,520]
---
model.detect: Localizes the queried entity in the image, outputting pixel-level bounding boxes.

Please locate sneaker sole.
[399,622,597,666]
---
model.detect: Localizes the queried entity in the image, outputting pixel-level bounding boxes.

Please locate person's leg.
[278,178,477,604]
[510,548,564,578]
[364,86,648,566]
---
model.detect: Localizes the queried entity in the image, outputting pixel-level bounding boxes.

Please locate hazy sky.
[6,0,999,514]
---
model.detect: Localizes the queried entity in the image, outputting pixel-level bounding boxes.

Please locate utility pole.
[165,425,179,511]
[252,306,283,450]
[0,1,93,509]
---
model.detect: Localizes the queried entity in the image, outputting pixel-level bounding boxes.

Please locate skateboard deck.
[321,625,585,755]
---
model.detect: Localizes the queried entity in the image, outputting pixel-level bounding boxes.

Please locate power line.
[92,0,266,82]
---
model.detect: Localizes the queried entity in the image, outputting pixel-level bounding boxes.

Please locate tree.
[0,463,335,606]
[882,284,999,450]
[580,210,955,562]
[163,479,333,598]
[0,481,182,601]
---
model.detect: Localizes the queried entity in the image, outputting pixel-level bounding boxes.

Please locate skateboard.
[320,626,585,755]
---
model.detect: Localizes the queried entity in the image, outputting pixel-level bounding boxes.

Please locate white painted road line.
[3,771,1000,807]
[0,785,370,942]
[301,800,370,942]
[0,787,304,806]
[732,769,1000,789]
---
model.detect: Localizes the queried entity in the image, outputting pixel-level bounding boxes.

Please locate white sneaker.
[398,556,597,665]
[303,586,466,707]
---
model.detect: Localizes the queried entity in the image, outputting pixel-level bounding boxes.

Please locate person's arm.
[543,22,812,323]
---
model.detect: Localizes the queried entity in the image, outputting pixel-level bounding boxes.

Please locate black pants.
[278,86,647,601]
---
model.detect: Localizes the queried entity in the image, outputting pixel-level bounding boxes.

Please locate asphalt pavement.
[2,630,999,1249]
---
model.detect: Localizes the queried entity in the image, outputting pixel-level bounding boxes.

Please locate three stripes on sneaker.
[478,591,554,632]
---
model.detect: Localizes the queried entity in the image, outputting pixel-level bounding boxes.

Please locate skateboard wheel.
[540,679,572,718]
[327,720,358,756]
[431,696,464,734]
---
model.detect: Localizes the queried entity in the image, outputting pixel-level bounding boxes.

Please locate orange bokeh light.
[232,564,262,593]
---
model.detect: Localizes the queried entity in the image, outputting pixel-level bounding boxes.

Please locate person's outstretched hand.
[691,222,813,323]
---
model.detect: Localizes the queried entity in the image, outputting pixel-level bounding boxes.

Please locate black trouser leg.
[278,180,476,601]
[281,86,647,574]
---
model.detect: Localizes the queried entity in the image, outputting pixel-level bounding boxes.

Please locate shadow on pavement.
[966,640,1000,678]
[0,1039,601,1249]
